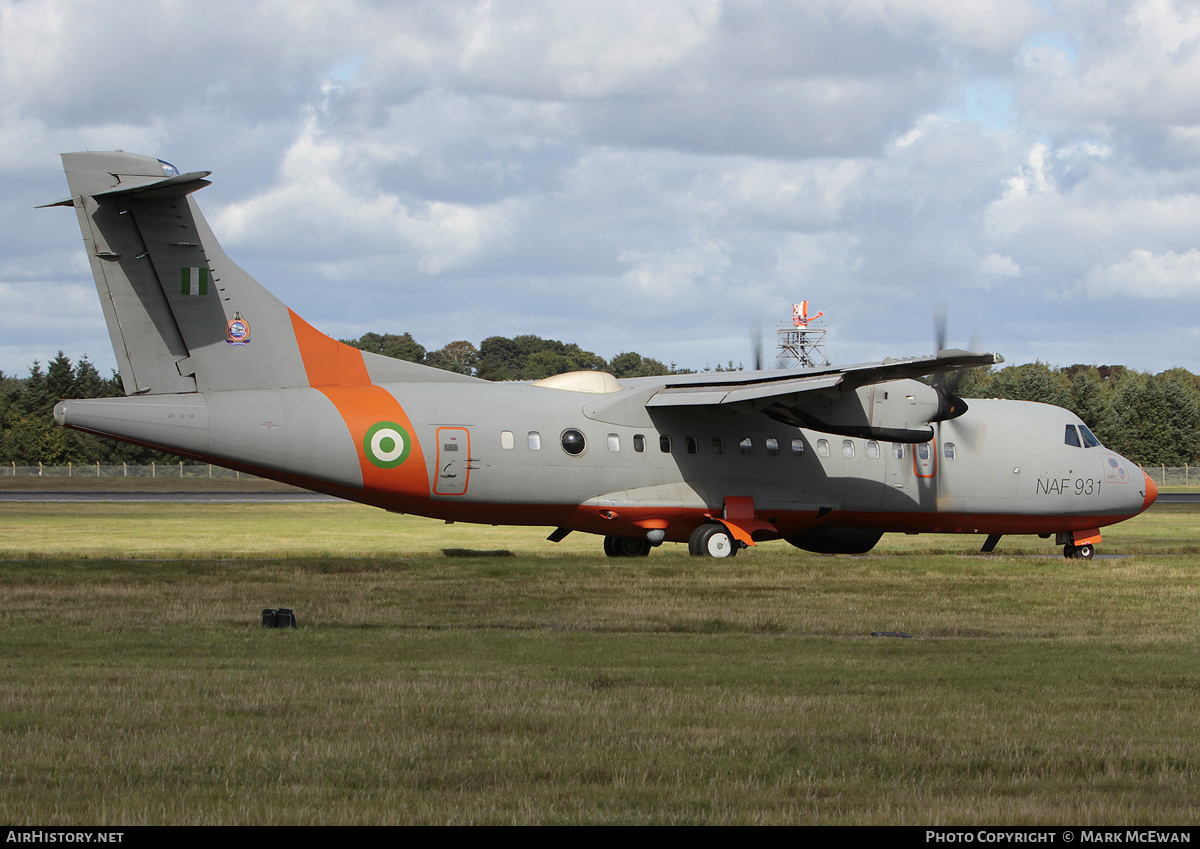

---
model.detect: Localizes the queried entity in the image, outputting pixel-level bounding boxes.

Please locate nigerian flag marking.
[181,267,209,296]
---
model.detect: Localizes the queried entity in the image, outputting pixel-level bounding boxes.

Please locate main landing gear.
[688,524,739,558]
[1063,542,1094,560]
[602,535,651,557]
[602,524,743,558]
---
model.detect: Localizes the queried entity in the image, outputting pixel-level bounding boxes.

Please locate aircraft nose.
[1141,471,1158,513]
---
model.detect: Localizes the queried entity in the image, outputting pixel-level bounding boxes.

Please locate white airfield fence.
[4,462,1198,487]
[6,462,257,480]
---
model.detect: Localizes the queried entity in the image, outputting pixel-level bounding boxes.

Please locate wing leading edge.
[643,348,1003,443]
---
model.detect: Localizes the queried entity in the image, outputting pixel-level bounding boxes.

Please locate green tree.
[425,340,479,375]
[987,362,1070,408]
[1065,366,1108,432]
[610,352,670,378]
[342,332,426,363]
[45,351,76,401]
[477,335,607,381]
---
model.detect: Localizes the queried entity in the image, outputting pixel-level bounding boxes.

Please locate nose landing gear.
[1058,529,1100,560]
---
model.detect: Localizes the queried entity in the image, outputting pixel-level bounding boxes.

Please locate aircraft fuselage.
[55,382,1156,550]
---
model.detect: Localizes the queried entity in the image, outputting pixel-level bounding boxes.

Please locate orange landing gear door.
[435,427,471,496]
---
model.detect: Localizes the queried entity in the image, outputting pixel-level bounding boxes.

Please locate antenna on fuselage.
[776,301,830,369]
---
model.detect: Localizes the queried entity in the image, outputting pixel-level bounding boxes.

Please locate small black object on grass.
[262,608,298,629]
[871,631,911,638]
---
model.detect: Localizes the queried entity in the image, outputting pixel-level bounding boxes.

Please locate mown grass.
[1,503,1198,824]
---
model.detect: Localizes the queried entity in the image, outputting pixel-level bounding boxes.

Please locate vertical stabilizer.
[50,151,480,395]
[53,151,313,394]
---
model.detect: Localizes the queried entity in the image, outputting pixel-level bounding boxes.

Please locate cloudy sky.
[3,0,1199,379]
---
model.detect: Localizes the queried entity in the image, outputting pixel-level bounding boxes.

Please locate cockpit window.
[1065,425,1081,448]
[158,159,180,177]
[1079,424,1102,448]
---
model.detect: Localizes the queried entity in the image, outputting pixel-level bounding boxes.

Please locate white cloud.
[214,106,520,275]
[1017,0,1200,127]
[1082,249,1200,299]
[7,0,1200,376]
[980,253,1021,278]
[618,237,732,301]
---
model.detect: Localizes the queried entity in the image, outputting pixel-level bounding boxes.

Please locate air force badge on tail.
[225,312,251,345]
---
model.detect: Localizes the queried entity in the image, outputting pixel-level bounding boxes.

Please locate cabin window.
[892,443,904,460]
[607,433,620,452]
[633,434,645,453]
[660,435,672,453]
[842,439,855,459]
[1079,424,1102,448]
[1064,425,1081,448]
[866,440,880,459]
[501,430,514,450]
[765,437,780,456]
[686,436,698,454]
[817,439,830,457]
[712,438,724,455]
[944,441,957,460]
[528,431,541,450]
[739,438,753,455]
[918,443,931,460]
[561,429,586,456]
[791,438,805,456]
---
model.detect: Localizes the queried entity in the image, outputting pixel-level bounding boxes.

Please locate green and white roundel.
[364,421,412,469]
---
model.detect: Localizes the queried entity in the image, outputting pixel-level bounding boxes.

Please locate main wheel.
[1063,543,1076,559]
[688,524,737,558]
[1075,543,1094,560]
[603,535,651,557]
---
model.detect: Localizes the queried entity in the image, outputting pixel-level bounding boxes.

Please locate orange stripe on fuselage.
[289,310,429,504]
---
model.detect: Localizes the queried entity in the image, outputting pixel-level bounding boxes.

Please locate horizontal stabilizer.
[39,171,211,209]
[92,170,212,201]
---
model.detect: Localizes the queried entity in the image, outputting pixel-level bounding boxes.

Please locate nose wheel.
[1063,543,1094,560]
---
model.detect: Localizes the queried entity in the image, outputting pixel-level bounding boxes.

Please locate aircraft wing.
[644,349,1001,409]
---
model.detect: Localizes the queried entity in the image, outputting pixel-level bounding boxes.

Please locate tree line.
[339,332,694,380]
[2,338,1197,468]
[956,362,1200,467]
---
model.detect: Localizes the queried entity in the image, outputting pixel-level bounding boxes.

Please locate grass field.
[2,496,1199,824]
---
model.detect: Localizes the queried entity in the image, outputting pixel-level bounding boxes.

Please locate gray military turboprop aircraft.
[45,151,1157,559]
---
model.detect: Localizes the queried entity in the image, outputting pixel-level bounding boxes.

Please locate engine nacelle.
[765,378,961,443]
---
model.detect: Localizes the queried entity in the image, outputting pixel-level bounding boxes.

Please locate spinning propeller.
[931,306,987,452]
[930,305,973,423]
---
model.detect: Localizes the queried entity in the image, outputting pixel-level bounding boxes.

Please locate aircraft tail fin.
[49,151,463,395]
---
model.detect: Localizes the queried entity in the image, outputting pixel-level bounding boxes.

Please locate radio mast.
[776,301,829,368]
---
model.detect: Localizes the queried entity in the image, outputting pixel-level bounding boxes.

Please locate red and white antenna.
[792,301,824,328]
[779,301,829,368]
